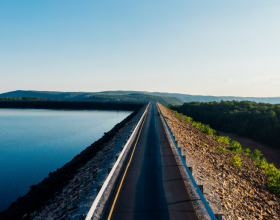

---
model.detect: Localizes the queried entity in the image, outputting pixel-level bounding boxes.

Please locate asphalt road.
[102,103,198,220]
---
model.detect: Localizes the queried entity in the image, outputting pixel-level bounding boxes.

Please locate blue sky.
[1,0,280,96]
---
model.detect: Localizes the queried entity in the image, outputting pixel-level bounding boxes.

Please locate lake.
[0,108,132,212]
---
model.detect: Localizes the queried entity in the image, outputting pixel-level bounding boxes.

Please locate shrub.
[232,155,242,166]
[266,165,280,195]
[214,136,231,144]
[229,141,243,154]
[244,148,251,156]
[256,157,268,169]
[192,121,216,136]
[251,149,263,164]
[218,146,227,154]
[184,116,193,123]
[212,146,217,154]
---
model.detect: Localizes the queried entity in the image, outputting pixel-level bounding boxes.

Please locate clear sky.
[1,0,280,97]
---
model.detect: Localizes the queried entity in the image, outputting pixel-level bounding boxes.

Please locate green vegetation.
[171,110,215,135]
[2,90,280,104]
[0,91,183,106]
[169,101,280,149]
[251,149,263,164]
[171,108,280,195]
[250,150,280,194]
[214,136,231,144]
[229,141,243,155]
[218,146,227,154]
[244,148,251,156]
[184,116,193,123]
[84,93,183,106]
[0,97,58,101]
[232,155,242,167]
[192,121,216,136]
[213,146,227,154]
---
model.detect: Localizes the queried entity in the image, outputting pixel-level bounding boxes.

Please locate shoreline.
[0,102,147,220]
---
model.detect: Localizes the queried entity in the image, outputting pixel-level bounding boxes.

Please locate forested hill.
[0,91,183,106]
[169,101,280,149]
[82,93,183,106]
[1,90,280,104]
[0,90,92,100]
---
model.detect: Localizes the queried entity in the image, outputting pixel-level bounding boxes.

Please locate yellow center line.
[107,112,148,220]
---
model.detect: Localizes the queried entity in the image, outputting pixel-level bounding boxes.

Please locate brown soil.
[158,104,280,220]
[218,131,280,169]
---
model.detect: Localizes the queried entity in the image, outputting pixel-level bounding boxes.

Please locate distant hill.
[83,93,183,106]
[0,90,93,100]
[1,90,280,104]
[0,90,183,106]
[102,91,280,104]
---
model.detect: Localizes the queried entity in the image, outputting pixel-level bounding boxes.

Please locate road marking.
[107,111,148,220]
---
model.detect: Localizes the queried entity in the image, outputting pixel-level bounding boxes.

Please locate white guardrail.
[85,102,151,220]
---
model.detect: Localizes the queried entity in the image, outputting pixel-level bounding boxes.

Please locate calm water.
[0,108,132,212]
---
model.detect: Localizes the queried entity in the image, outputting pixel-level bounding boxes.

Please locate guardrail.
[156,103,217,220]
[85,102,151,220]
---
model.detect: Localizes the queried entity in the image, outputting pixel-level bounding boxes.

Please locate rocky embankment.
[158,104,280,220]
[29,108,144,220]
[0,104,146,220]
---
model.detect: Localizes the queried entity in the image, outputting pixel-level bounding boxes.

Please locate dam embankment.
[0,101,147,220]
[158,104,280,220]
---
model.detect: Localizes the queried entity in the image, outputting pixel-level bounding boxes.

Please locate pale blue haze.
[0,0,280,96]
[0,108,132,211]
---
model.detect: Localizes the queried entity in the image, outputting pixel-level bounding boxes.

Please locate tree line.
[0,97,59,101]
[169,100,280,149]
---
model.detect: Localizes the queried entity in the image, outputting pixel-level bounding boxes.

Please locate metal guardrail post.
[97,185,101,193]
[215,214,223,220]
[198,185,204,194]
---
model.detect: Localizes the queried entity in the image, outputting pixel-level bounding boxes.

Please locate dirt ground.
[218,131,280,169]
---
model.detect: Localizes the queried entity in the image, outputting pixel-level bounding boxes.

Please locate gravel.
[31,107,145,220]
[158,104,280,220]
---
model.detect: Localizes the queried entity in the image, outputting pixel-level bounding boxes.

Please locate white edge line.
[85,102,151,220]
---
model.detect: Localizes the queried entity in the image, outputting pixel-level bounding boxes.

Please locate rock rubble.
[158,104,280,220]
[30,108,144,220]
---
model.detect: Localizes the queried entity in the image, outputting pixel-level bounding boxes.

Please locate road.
[102,102,198,220]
